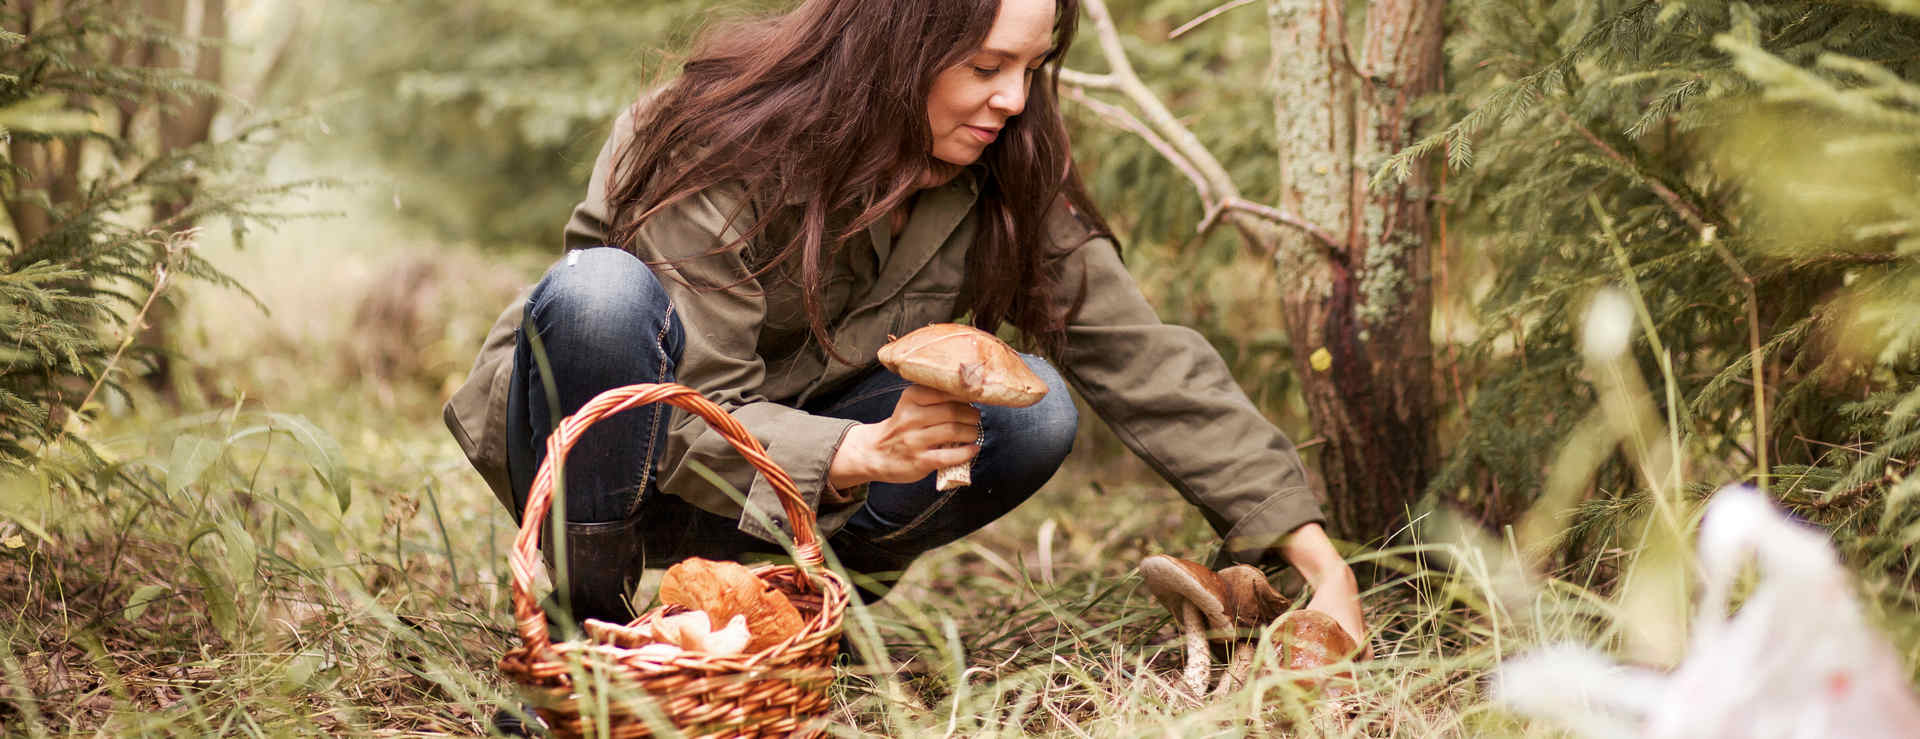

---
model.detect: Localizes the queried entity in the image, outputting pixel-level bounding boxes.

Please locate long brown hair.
[606,0,1110,360]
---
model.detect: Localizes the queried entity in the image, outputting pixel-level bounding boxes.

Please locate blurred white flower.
[1582,288,1636,362]
[1497,486,1920,738]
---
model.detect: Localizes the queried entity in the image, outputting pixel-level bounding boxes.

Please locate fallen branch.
[1060,85,1215,207]
[1169,0,1257,40]
[1062,0,1342,254]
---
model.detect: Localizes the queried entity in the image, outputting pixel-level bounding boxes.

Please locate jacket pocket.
[891,290,960,337]
[763,274,855,333]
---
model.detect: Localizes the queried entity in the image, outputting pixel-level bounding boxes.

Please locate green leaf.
[123,584,170,622]
[231,414,352,511]
[165,434,224,496]
[191,565,240,641]
[219,517,258,596]
[256,493,344,564]
[281,651,331,689]
[267,413,351,511]
[0,473,54,545]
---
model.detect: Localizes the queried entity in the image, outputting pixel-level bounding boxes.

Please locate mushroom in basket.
[580,557,806,658]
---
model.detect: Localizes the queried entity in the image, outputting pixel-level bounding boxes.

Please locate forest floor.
[2,148,1527,737]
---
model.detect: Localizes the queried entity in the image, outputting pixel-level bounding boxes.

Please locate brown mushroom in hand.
[1140,554,1237,696]
[876,323,1047,491]
[1214,564,1292,694]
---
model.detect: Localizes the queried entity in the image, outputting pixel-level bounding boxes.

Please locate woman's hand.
[1280,522,1371,659]
[828,384,981,489]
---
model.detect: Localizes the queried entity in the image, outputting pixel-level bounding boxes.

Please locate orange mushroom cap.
[876,323,1046,407]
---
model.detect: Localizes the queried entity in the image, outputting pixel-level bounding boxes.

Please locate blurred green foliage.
[294,0,1279,251]
[0,1,290,474]
[287,0,785,249]
[1411,0,1920,586]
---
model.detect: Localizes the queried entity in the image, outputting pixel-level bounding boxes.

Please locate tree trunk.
[1266,0,1443,538]
[135,0,227,391]
[149,0,225,224]
[5,0,84,250]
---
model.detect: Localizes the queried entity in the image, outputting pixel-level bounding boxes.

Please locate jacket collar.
[869,166,984,266]
[857,169,980,313]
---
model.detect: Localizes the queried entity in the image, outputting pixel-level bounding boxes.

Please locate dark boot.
[492,704,542,737]
[546,514,649,626]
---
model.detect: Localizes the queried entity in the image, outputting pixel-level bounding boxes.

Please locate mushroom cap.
[1275,609,1362,670]
[1217,564,1291,629]
[876,323,1046,407]
[1140,554,1234,635]
[657,557,805,654]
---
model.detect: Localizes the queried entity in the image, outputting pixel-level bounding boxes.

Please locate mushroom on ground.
[1142,559,1365,697]
[1219,564,1290,626]
[1140,554,1236,695]
[875,323,1047,491]
[1274,609,1361,695]
[1214,564,1292,694]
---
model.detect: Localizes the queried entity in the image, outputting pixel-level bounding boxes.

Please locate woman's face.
[926,0,1057,171]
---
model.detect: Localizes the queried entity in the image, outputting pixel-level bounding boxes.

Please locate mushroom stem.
[934,425,985,491]
[935,465,969,491]
[1180,602,1210,696]
[1214,643,1254,697]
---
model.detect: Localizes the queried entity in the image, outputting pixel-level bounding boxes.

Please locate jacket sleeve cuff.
[1219,486,1325,564]
[736,414,863,545]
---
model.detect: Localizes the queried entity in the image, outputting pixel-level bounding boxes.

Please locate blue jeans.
[505,248,1079,621]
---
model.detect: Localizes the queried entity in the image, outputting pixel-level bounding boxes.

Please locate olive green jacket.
[443,108,1325,560]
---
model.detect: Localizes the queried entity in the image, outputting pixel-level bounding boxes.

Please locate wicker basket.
[499,383,852,738]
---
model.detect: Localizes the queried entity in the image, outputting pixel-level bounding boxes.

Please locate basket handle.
[507,382,825,655]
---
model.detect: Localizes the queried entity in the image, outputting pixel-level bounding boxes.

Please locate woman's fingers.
[899,383,967,406]
[918,443,976,470]
[896,385,980,423]
[903,420,981,449]
[859,435,977,485]
[823,383,986,486]
[899,384,981,412]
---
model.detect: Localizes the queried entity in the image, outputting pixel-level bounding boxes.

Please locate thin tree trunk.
[4,0,83,250]
[151,0,224,223]
[1266,0,1442,538]
[139,0,226,391]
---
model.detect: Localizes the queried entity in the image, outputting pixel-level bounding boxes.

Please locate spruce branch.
[51,227,198,447]
[1372,0,1661,187]
[1550,107,1713,232]
[1573,99,1768,489]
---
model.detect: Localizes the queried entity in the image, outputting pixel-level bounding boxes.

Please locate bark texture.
[1267,0,1442,538]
